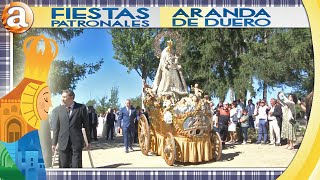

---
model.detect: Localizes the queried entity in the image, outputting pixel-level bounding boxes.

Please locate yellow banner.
[29,7,307,28]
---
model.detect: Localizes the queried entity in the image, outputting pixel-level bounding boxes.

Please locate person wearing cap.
[217,102,230,148]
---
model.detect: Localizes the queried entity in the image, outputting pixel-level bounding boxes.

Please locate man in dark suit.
[88,106,98,141]
[118,99,136,153]
[52,89,90,168]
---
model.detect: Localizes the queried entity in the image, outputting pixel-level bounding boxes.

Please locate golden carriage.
[137,31,222,166]
[137,90,223,166]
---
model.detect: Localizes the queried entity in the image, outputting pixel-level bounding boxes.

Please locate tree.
[243,29,284,100]
[108,86,120,110]
[278,29,314,94]
[48,57,104,95]
[86,99,96,107]
[95,95,108,114]
[93,86,121,114]
[131,95,142,108]
[179,29,250,101]
[110,29,160,82]
[180,28,314,101]
[111,28,314,102]
[111,29,162,107]
[241,29,314,99]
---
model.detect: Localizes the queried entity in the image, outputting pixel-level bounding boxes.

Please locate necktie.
[67,106,71,115]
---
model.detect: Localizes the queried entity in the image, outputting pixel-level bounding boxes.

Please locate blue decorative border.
[0,2,10,98]
[0,0,304,7]
[0,0,304,179]
[46,169,285,179]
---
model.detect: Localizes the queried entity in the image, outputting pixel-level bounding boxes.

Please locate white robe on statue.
[152,47,188,96]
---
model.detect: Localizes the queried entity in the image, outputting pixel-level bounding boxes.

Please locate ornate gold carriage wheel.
[163,132,176,166]
[138,114,150,155]
[211,131,222,161]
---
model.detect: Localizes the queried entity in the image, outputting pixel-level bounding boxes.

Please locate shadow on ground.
[224,144,236,149]
[220,151,241,161]
[89,135,140,151]
[97,163,132,168]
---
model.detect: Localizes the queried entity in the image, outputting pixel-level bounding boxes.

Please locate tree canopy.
[48,57,104,95]
[111,29,313,101]
[88,86,121,114]
[110,29,160,82]
[130,95,142,108]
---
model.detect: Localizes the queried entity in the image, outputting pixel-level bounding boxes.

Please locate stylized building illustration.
[0,35,58,143]
[0,82,36,142]
[3,131,46,180]
[17,147,46,179]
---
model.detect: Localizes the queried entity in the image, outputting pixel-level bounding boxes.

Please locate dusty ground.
[51,133,299,168]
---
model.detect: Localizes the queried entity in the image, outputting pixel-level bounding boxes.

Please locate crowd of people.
[51,88,312,168]
[212,92,311,150]
[90,100,149,153]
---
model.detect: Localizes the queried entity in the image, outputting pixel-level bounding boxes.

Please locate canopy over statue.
[152,39,188,96]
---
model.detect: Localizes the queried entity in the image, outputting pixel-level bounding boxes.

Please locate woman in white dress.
[97,113,105,137]
[228,102,237,143]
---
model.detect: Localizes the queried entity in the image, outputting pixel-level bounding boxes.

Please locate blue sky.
[50,29,292,109]
[51,29,143,108]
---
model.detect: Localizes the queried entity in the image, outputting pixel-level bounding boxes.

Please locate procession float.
[138,31,222,166]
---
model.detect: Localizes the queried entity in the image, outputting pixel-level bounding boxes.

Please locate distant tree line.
[111,29,314,101]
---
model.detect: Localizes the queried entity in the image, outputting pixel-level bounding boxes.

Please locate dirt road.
[52,134,298,168]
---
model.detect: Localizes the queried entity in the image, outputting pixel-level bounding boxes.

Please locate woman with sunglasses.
[254,100,269,144]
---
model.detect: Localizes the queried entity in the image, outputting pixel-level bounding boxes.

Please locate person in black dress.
[106,108,116,140]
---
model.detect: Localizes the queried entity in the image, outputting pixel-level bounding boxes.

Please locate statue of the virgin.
[152,39,188,96]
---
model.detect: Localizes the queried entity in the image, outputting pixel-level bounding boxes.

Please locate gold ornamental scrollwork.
[153,30,183,58]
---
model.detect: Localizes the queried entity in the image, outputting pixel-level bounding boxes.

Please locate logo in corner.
[2,2,34,34]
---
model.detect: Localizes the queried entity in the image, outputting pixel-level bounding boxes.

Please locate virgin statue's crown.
[23,34,58,82]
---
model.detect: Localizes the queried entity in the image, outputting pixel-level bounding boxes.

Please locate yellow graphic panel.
[21,83,51,129]
[0,35,58,142]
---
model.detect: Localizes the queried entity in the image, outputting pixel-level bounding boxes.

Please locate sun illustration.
[20,83,51,129]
